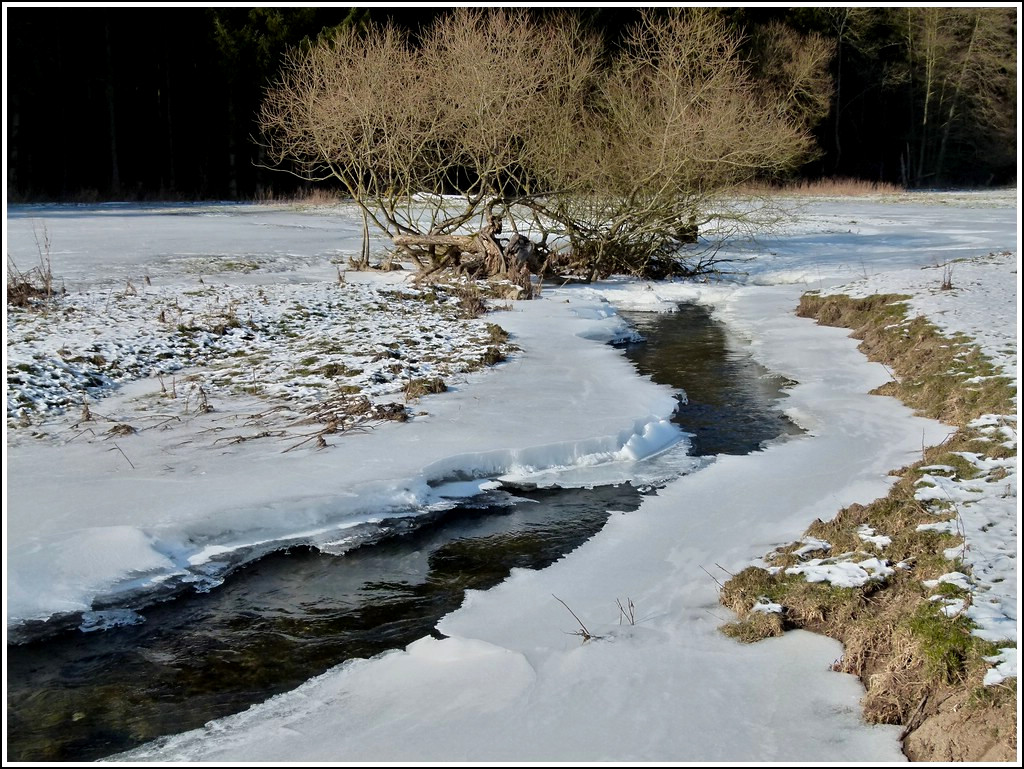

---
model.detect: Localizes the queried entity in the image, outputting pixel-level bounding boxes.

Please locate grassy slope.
[720,292,1017,761]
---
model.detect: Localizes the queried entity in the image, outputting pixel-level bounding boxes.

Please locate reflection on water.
[6,486,641,761]
[619,304,802,455]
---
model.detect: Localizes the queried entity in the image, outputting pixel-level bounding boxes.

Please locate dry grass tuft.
[740,177,905,197]
[7,258,55,307]
[721,610,785,643]
[484,323,510,345]
[7,224,62,309]
[253,186,346,206]
[860,634,930,725]
[449,283,488,319]
[720,566,780,616]
[404,377,447,401]
[480,346,507,366]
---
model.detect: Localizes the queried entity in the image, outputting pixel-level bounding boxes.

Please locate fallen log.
[393,230,538,298]
[392,234,477,250]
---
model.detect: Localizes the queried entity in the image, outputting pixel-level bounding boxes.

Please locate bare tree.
[750,20,835,131]
[260,9,832,282]
[537,9,830,279]
[260,22,432,267]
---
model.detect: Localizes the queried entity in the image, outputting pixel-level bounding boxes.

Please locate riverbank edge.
[720,291,1017,761]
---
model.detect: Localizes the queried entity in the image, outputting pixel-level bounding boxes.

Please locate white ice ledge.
[6,291,683,631]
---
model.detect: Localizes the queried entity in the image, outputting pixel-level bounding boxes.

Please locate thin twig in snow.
[108,442,136,469]
[553,594,598,642]
[700,565,726,589]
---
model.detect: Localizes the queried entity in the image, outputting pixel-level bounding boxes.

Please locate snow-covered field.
[4,191,1018,761]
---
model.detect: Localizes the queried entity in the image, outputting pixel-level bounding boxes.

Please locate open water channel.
[6,302,801,761]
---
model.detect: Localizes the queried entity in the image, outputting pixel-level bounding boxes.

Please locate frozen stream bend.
[6,194,1016,762]
[7,299,802,761]
[121,280,946,762]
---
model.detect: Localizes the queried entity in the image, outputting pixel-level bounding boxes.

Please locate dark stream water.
[6,302,799,762]
[618,304,803,456]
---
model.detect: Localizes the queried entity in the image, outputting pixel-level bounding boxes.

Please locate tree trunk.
[831,9,850,173]
[392,234,478,250]
[359,206,371,269]
[8,94,18,195]
[935,12,980,184]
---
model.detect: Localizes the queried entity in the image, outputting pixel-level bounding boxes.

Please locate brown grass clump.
[7,264,51,306]
[485,323,510,345]
[404,377,447,401]
[480,347,507,366]
[8,223,67,309]
[7,255,60,308]
[721,565,872,636]
[372,402,408,422]
[253,186,345,206]
[451,283,488,319]
[720,291,1017,760]
[858,629,930,725]
[720,565,779,612]
[721,609,785,643]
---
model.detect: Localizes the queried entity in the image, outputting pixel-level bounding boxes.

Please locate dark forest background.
[6,6,1018,202]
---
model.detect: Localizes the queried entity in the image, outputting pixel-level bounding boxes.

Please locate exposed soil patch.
[903,686,1016,762]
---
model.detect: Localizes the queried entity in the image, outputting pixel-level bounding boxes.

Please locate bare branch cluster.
[260,8,832,281]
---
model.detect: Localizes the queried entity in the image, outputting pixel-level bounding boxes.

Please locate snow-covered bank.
[121,287,931,759]
[6,268,684,630]
[117,246,965,763]
[589,201,1019,670]
[6,191,1018,761]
